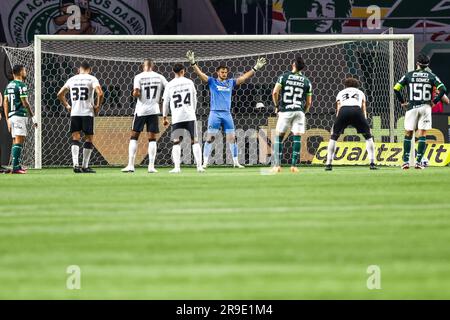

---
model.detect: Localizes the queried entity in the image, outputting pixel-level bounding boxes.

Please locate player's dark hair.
[143,59,154,69]
[173,63,185,74]
[417,53,430,69]
[12,64,24,76]
[216,65,228,72]
[293,56,305,71]
[80,61,91,70]
[344,77,360,88]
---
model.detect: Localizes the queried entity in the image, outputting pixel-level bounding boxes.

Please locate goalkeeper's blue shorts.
[207,111,235,134]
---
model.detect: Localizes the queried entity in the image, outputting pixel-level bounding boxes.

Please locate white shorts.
[404,105,432,131]
[276,111,306,134]
[9,116,28,138]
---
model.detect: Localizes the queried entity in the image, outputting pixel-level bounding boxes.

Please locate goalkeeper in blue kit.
[186,50,266,168]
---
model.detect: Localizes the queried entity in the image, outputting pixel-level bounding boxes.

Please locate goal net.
[3,35,413,169]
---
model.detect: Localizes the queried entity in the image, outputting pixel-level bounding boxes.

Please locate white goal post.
[5,34,415,169]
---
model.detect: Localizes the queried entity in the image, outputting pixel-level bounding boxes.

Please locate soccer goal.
[3,34,414,169]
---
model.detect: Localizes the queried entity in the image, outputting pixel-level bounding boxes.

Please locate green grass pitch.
[1,166,450,299]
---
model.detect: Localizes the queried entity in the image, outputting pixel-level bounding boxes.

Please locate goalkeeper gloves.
[252,57,267,72]
[186,50,196,66]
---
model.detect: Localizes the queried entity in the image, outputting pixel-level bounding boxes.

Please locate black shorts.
[70,116,94,135]
[171,121,197,142]
[132,114,160,133]
[332,106,371,137]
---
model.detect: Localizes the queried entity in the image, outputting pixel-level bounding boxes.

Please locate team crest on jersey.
[7,0,148,44]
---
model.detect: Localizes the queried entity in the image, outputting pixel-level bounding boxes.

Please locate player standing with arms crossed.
[3,65,37,174]
[186,50,266,169]
[325,78,376,171]
[271,56,311,173]
[162,63,203,173]
[122,59,167,173]
[394,54,447,170]
[57,61,104,173]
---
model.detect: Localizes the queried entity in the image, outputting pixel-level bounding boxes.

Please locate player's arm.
[362,96,367,118]
[132,75,141,98]
[3,94,10,132]
[393,75,409,108]
[57,86,72,112]
[21,96,37,128]
[432,76,447,105]
[186,51,208,83]
[236,57,267,86]
[272,83,282,114]
[94,85,104,116]
[336,101,342,116]
[304,83,312,113]
[162,88,170,127]
[305,95,312,113]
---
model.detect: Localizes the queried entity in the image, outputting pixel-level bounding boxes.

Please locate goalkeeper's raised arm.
[236,57,267,85]
[186,50,208,82]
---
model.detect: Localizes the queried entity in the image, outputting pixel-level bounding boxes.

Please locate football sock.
[172,144,181,169]
[128,138,138,167]
[365,138,375,164]
[71,140,80,167]
[291,136,301,166]
[229,143,238,163]
[416,136,427,163]
[192,143,202,167]
[148,140,157,169]
[403,136,412,163]
[82,142,93,169]
[11,143,23,170]
[203,141,213,164]
[274,135,283,166]
[326,139,336,165]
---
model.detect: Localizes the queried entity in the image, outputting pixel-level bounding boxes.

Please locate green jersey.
[276,71,312,112]
[394,69,444,110]
[4,80,28,117]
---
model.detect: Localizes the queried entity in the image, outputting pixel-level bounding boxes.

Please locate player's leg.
[122,115,143,172]
[415,106,431,169]
[290,111,306,173]
[223,112,242,168]
[402,109,418,170]
[81,116,95,173]
[70,116,83,173]
[189,121,204,172]
[147,115,160,173]
[170,124,182,173]
[10,116,27,174]
[363,133,376,170]
[71,132,82,173]
[326,110,347,171]
[203,112,220,168]
[272,112,290,172]
[353,108,377,170]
